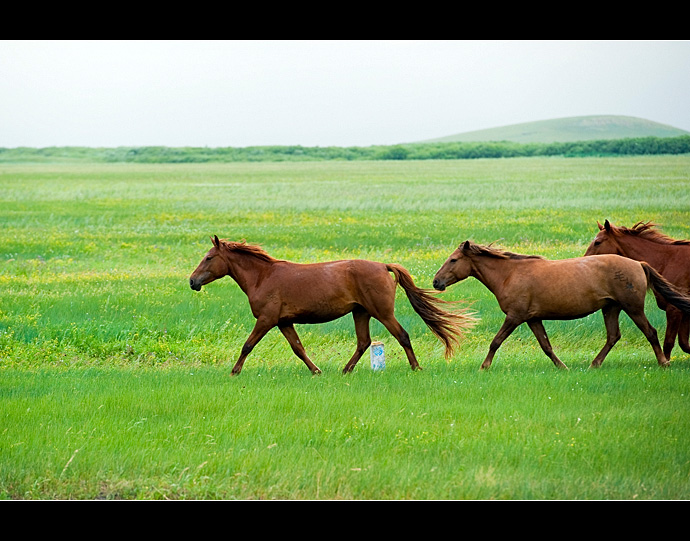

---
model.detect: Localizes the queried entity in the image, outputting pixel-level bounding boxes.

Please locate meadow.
[1,156,690,499]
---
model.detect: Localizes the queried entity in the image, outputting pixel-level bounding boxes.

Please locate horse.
[189,236,476,376]
[433,240,690,370]
[585,220,690,361]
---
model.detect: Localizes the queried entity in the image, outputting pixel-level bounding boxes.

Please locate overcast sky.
[1,40,689,148]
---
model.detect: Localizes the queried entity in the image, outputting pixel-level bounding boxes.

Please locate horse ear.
[604,220,611,231]
[597,221,604,231]
[462,240,470,251]
[212,235,220,248]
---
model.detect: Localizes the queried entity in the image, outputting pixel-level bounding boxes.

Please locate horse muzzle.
[189,277,202,291]
[432,279,446,291]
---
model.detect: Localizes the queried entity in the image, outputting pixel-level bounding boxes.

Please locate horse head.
[189,235,229,291]
[585,220,622,256]
[433,240,474,291]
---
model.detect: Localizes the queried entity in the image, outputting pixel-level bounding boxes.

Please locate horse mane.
[220,239,280,263]
[464,242,543,260]
[612,221,690,246]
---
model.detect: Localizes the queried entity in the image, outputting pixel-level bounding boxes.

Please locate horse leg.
[481,317,520,370]
[625,309,669,367]
[279,324,322,375]
[377,315,421,371]
[589,305,621,368]
[678,314,690,354]
[662,308,682,360]
[526,319,568,369]
[342,307,372,374]
[231,319,273,376]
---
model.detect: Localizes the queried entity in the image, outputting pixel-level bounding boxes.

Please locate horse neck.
[469,255,516,297]
[223,250,273,295]
[616,235,677,272]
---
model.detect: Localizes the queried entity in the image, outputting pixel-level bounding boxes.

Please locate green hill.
[420,115,690,144]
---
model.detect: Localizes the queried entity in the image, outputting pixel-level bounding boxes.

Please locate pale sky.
[1,40,689,148]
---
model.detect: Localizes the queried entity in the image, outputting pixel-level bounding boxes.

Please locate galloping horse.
[585,220,690,361]
[433,240,690,370]
[190,236,475,375]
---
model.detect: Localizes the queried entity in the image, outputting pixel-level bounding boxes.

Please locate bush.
[1,136,689,164]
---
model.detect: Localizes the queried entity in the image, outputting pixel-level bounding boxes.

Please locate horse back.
[272,258,392,294]
[542,255,647,295]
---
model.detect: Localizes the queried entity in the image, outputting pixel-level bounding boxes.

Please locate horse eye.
[594,241,601,246]
[206,255,214,261]
[450,258,457,263]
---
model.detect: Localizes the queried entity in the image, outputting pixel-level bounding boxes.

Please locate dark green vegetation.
[1,136,689,164]
[2,156,690,499]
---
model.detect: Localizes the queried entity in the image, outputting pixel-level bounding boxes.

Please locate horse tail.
[386,264,477,358]
[642,262,690,314]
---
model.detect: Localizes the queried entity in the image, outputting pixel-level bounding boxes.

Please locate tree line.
[2,135,689,163]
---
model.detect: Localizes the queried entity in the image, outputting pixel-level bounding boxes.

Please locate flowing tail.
[386,264,477,358]
[642,262,690,314]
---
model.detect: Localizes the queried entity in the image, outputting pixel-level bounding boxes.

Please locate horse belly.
[282,300,357,325]
[520,294,604,320]
[278,281,357,324]
[533,302,603,321]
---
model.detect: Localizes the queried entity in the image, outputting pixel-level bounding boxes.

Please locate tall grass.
[2,156,690,499]
[4,363,690,499]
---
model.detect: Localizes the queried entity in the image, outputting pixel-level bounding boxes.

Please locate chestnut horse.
[585,220,690,361]
[433,240,690,370]
[190,236,475,375]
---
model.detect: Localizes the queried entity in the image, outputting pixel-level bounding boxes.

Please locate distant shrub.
[377,145,409,160]
[1,136,689,163]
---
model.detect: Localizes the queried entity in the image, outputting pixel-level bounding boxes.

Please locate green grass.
[2,156,690,499]
[3,363,690,499]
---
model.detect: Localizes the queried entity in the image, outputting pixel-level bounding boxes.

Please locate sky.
[1,40,689,148]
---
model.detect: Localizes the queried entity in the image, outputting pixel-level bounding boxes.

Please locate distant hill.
[420,115,690,144]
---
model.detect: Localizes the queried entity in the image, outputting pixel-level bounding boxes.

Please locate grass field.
[2,156,690,499]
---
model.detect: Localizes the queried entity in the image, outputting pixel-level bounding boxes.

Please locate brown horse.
[190,236,475,375]
[585,220,690,361]
[433,240,690,370]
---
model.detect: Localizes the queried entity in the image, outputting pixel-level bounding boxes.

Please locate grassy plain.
[1,156,690,499]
